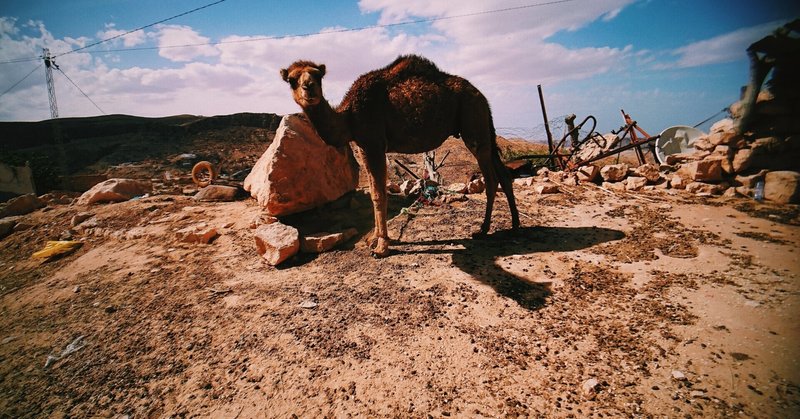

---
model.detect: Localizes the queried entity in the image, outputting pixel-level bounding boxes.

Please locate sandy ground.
[1,176,798,418]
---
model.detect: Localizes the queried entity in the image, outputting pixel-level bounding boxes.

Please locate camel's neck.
[303,100,350,147]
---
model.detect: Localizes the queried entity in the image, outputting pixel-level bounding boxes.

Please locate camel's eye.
[288,77,299,88]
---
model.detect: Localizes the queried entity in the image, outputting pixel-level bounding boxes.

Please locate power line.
[0,63,43,100]
[56,67,106,115]
[54,0,228,58]
[0,0,577,63]
[0,0,228,65]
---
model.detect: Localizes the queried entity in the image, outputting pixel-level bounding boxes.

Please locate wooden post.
[537,85,556,169]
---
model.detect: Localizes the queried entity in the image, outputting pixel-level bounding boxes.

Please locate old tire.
[191,161,216,187]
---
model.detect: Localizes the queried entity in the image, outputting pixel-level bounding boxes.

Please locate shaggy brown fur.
[281,55,519,256]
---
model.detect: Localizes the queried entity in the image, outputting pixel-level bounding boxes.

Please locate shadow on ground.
[398,226,626,310]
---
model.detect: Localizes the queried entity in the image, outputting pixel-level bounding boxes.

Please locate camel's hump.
[382,55,447,80]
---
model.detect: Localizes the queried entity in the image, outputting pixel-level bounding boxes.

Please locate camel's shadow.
[394,226,625,311]
[281,191,625,311]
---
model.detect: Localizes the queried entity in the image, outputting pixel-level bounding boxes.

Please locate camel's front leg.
[363,149,390,257]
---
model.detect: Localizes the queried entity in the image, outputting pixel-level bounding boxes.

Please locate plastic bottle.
[754,180,765,201]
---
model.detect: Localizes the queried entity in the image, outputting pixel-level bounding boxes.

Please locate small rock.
[666,151,709,165]
[534,182,559,194]
[561,173,579,186]
[446,183,467,193]
[600,164,629,182]
[672,370,687,381]
[176,224,219,244]
[300,228,358,253]
[722,187,739,198]
[690,390,707,399]
[685,182,727,195]
[582,378,599,399]
[602,181,626,192]
[400,179,419,196]
[576,165,600,183]
[764,171,800,204]
[440,193,468,204]
[249,214,278,229]
[466,177,485,194]
[710,118,734,134]
[299,300,318,309]
[73,286,80,293]
[71,212,94,227]
[513,177,535,187]
[254,222,300,266]
[0,217,16,239]
[670,174,687,190]
[634,163,662,183]
[692,135,716,151]
[0,193,45,218]
[193,185,240,202]
[626,176,648,191]
[677,159,722,182]
[77,178,152,205]
[732,148,754,173]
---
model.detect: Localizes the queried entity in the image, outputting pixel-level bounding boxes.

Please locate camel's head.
[280,60,326,108]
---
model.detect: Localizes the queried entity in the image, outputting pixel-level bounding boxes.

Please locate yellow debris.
[31,241,83,260]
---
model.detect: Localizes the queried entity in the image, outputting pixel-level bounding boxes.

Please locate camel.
[280,54,520,257]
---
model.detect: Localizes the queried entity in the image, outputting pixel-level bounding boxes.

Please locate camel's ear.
[280,68,290,83]
[317,64,326,78]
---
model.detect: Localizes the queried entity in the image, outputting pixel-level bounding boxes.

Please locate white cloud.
[602,7,623,22]
[1,0,639,124]
[359,0,635,38]
[0,16,19,36]
[659,20,787,69]
[355,0,635,85]
[154,24,219,62]
[97,23,147,48]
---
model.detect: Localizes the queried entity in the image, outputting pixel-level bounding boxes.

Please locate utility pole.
[43,48,59,119]
[43,47,66,187]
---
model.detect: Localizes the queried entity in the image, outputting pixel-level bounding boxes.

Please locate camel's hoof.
[371,237,390,258]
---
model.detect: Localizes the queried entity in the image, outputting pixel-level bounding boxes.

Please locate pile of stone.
[665,20,799,204]
[559,20,800,203]
[657,114,799,203]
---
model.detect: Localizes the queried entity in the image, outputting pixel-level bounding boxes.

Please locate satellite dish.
[655,125,705,164]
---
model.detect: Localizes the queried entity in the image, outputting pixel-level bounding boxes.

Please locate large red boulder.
[244,114,359,217]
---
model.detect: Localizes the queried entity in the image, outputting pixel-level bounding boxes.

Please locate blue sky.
[0,0,797,137]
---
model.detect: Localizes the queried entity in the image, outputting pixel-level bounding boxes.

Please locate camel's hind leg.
[469,145,500,235]
[494,151,520,229]
[462,122,500,235]
[461,105,519,234]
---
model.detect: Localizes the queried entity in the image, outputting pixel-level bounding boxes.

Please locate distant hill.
[0,112,283,193]
[0,113,282,150]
